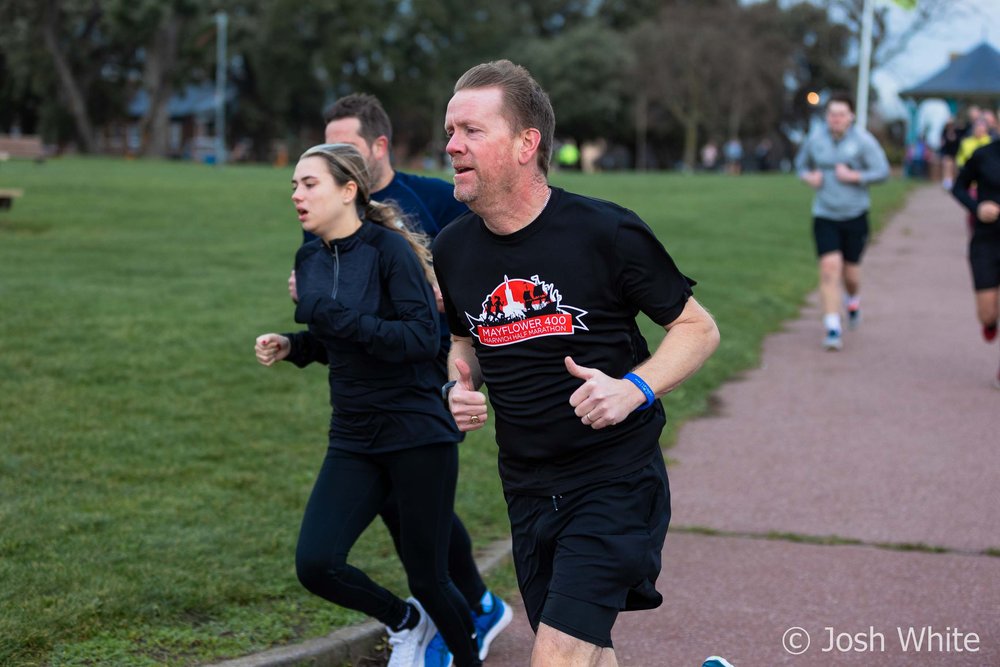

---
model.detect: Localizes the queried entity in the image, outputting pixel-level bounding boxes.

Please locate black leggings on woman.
[295,442,479,666]
[379,493,487,610]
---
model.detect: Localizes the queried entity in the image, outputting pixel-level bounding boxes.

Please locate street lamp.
[856,0,874,129]
[214,11,228,166]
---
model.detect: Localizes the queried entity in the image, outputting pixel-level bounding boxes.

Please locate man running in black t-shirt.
[433,60,720,667]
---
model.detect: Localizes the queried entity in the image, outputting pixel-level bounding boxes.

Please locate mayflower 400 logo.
[466,274,588,347]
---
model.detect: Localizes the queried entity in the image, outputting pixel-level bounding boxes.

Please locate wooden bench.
[0,135,45,162]
[0,188,24,211]
[0,188,24,210]
[0,135,41,210]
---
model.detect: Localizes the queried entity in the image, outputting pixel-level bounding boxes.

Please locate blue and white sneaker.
[423,631,454,667]
[424,591,512,665]
[702,657,735,667]
[473,591,512,659]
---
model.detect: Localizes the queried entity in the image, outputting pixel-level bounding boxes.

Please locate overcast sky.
[874,0,999,120]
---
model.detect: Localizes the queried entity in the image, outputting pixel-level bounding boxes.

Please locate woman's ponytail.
[364,200,435,286]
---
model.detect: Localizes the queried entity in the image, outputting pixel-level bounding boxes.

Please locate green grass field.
[0,157,911,666]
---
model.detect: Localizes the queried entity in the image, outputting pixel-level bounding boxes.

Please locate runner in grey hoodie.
[795,92,890,350]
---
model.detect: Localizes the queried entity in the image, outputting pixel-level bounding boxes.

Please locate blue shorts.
[505,455,671,648]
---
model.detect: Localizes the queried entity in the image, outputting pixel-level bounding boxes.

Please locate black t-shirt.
[952,140,1000,241]
[432,187,693,494]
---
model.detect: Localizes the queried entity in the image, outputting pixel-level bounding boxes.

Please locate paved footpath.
[483,185,1000,666]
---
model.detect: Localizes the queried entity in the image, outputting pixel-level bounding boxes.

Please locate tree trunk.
[634,90,648,171]
[428,89,447,169]
[41,0,95,153]
[727,90,745,140]
[138,13,184,158]
[683,116,698,172]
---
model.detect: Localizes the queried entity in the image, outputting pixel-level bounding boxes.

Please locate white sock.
[846,295,860,310]
[824,313,842,333]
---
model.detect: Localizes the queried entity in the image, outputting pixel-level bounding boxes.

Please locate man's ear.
[372,135,390,160]
[517,128,542,167]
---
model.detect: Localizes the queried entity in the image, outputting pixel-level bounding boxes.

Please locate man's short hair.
[826,92,855,114]
[454,60,555,175]
[322,93,393,145]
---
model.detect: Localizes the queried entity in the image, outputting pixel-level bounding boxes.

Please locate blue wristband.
[623,372,656,411]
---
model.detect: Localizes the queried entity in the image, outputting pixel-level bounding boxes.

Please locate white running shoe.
[387,597,438,667]
[823,329,843,351]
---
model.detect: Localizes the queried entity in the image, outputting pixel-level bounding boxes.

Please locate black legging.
[295,442,480,667]
[379,491,486,610]
[407,350,488,610]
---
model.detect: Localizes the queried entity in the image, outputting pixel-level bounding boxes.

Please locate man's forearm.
[632,297,720,397]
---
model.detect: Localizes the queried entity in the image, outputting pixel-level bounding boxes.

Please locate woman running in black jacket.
[254,143,481,667]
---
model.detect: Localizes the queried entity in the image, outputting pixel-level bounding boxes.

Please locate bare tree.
[630,1,795,170]
[715,3,791,141]
[136,9,187,157]
[40,0,99,152]
[630,4,729,169]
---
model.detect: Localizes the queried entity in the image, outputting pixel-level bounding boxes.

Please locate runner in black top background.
[951,139,1000,388]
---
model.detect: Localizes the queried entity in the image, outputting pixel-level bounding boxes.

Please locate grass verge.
[0,158,911,665]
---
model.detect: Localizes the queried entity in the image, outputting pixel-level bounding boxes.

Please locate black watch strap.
[441,380,458,405]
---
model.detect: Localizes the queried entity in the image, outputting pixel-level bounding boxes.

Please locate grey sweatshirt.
[795,124,890,220]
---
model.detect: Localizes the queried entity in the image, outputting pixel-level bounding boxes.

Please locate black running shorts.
[505,455,671,648]
[813,212,870,263]
[969,235,1000,291]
